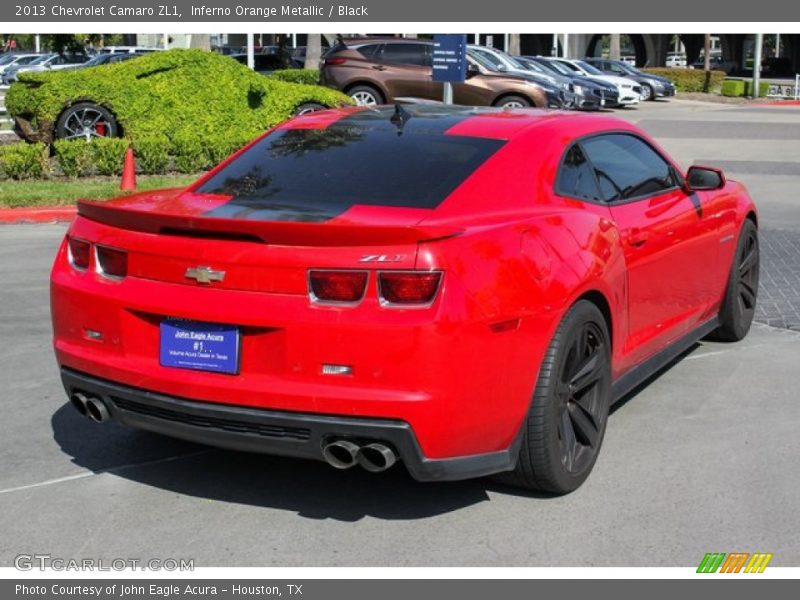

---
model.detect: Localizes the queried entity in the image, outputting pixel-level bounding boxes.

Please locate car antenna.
[390,103,411,136]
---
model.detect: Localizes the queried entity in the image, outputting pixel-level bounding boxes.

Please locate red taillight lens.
[67,237,90,271]
[378,272,442,306]
[324,57,346,66]
[309,270,368,304]
[95,246,127,279]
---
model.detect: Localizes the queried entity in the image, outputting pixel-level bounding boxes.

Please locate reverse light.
[67,237,90,271]
[308,270,368,304]
[95,245,128,280]
[378,271,443,307]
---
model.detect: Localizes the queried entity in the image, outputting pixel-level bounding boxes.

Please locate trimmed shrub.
[642,68,726,93]
[269,69,321,86]
[172,134,211,173]
[132,135,171,174]
[0,143,49,179]
[92,138,129,176]
[722,79,746,97]
[744,80,770,97]
[721,79,770,98]
[5,49,352,146]
[54,140,94,177]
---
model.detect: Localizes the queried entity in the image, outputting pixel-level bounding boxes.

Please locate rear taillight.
[67,237,90,271]
[324,57,346,66]
[309,270,368,304]
[95,245,127,280]
[378,271,442,306]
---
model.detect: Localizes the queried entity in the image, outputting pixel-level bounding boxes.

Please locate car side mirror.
[685,165,725,192]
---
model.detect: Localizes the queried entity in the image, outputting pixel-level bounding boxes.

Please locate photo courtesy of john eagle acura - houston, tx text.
[52,103,759,495]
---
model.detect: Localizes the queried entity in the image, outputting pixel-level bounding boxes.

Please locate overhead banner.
[4,0,800,23]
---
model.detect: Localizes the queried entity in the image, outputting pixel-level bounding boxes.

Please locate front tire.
[641,83,654,101]
[499,300,612,494]
[55,102,118,141]
[709,219,759,342]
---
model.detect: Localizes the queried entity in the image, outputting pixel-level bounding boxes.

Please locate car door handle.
[627,229,648,247]
[372,65,387,71]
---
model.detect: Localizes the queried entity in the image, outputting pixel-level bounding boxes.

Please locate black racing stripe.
[329,104,485,135]
[198,107,506,223]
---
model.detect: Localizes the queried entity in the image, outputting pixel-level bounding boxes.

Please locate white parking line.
[0,449,213,496]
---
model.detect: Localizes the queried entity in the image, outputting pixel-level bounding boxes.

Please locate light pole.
[246,33,255,70]
[752,33,763,98]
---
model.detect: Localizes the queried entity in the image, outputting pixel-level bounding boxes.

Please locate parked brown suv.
[320,38,547,109]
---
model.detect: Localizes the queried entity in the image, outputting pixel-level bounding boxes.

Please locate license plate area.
[159,319,240,375]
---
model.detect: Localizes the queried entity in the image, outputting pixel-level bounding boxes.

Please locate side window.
[556,144,601,201]
[357,43,382,59]
[379,43,430,66]
[581,134,677,202]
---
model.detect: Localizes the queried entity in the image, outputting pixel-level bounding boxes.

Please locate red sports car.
[52,105,759,494]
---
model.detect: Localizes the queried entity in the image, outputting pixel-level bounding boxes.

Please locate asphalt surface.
[1,100,800,568]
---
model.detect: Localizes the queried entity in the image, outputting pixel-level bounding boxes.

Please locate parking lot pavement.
[1,221,800,567]
[1,100,799,567]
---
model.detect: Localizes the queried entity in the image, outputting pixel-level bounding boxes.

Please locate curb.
[0,206,76,224]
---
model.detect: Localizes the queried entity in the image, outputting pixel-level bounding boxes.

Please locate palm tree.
[703,33,711,93]
[305,34,322,70]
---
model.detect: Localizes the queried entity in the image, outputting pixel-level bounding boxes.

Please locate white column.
[563,33,570,59]
[474,33,480,44]
[291,33,297,48]
[752,33,763,98]
[504,33,509,53]
[246,33,255,70]
[162,34,169,50]
[34,34,40,53]
[775,33,781,58]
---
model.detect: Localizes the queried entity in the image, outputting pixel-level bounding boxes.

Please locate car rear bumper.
[61,367,521,482]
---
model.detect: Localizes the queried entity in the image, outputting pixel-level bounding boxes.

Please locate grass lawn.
[0,174,202,208]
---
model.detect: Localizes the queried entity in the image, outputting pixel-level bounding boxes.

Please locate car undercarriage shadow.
[50,404,523,521]
[50,341,706,519]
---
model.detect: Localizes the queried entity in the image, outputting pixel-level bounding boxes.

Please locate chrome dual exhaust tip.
[69,392,110,423]
[321,440,398,473]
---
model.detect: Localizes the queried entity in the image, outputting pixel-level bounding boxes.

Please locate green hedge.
[53,140,93,177]
[642,68,726,93]
[721,79,746,97]
[269,69,321,86]
[6,49,351,146]
[0,143,49,180]
[721,79,770,97]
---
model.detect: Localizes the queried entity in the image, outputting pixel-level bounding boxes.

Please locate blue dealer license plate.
[159,319,240,375]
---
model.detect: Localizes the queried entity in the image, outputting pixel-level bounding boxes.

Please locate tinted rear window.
[196,121,504,222]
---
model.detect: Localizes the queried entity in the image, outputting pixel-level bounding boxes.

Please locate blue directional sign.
[432,34,468,83]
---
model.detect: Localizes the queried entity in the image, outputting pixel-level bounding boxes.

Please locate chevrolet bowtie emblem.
[185,266,225,284]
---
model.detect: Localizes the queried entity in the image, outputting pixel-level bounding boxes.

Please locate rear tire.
[709,219,759,342]
[498,300,612,494]
[294,102,327,116]
[493,95,532,109]
[348,85,384,106]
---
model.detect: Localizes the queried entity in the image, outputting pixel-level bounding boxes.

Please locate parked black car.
[523,56,619,109]
[583,58,676,101]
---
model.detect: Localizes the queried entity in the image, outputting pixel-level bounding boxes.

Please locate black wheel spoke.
[739,246,757,275]
[568,402,599,448]
[559,408,577,471]
[739,282,756,309]
[569,351,601,395]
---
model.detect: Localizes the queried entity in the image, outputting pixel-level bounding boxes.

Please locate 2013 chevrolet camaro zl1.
[52,105,759,494]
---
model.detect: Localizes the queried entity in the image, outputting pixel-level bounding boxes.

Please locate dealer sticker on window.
[159,319,240,375]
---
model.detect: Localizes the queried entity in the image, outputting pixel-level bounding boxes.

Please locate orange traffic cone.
[120,147,137,192]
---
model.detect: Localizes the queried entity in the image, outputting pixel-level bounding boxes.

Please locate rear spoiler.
[77,200,463,247]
